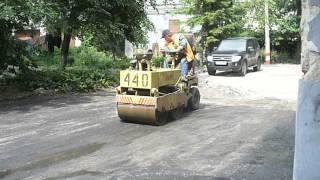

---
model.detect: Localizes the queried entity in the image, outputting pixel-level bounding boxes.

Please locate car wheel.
[253,58,261,72]
[208,69,216,75]
[239,60,247,76]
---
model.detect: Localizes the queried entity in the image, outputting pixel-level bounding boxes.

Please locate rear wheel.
[239,60,247,76]
[253,58,261,72]
[188,87,200,110]
[208,69,216,76]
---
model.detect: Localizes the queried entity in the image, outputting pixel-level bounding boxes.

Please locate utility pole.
[264,0,271,64]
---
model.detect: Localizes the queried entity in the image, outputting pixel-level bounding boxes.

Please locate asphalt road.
[0,65,298,180]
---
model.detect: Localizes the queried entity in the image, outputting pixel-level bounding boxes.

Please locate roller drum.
[117,104,168,126]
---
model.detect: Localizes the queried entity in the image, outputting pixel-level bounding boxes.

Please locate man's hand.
[177,46,184,52]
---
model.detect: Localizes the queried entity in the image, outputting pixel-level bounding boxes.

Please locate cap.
[161,29,171,38]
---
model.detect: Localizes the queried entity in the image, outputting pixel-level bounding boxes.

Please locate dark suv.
[206,37,261,76]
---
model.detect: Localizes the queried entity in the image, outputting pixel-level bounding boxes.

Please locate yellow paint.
[120,69,181,89]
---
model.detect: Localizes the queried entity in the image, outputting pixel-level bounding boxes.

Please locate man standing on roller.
[161,29,195,81]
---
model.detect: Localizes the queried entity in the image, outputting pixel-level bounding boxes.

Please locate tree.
[180,0,247,49]
[273,0,301,61]
[42,0,154,68]
[1,0,157,69]
[243,0,301,62]
[0,0,45,74]
[180,0,301,62]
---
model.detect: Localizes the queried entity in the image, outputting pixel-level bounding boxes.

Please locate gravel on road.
[0,64,299,180]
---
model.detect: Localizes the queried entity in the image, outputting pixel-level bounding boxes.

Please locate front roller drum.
[117,104,168,126]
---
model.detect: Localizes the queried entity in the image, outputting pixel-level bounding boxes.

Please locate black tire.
[154,111,169,126]
[188,87,200,110]
[208,69,216,76]
[239,60,247,76]
[253,58,261,72]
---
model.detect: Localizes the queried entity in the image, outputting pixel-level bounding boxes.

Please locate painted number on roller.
[142,74,148,87]
[132,74,138,86]
[124,74,130,86]
[124,73,147,87]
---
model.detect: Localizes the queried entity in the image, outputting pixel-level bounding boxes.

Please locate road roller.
[116,51,200,125]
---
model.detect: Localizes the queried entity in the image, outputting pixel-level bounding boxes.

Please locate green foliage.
[43,0,155,39]
[0,0,43,25]
[12,45,129,92]
[271,51,299,64]
[74,46,113,67]
[259,49,299,64]
[180,0,247,47]
[152,56,166,67]
[0,0,53,76]
[1,0,156,67]
[0,0,154,92]
[113,58,130,70]
[180,0,301,63]
[33,45,130,70]
[0,22,34,75]
[42,0,156,66]
[14,68,119,92]
[242,0,301,60]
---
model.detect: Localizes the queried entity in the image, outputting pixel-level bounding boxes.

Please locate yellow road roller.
[116,51,200,125]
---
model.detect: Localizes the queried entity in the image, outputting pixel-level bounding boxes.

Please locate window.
[247,40,254,49]
[217,39,247,52]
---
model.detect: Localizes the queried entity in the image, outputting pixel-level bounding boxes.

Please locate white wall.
[125,0,200,57]
[146,14,192,49]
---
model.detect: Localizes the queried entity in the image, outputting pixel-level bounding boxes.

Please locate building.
[125,0,200,58]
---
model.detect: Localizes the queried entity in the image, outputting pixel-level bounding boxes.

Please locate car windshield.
[216,39,247,52]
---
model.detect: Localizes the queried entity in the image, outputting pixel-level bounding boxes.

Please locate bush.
[260,49,298,64]
[6,44,129,92]
[152,56,165,67]
[271,51,296,64]
[74,46,113,67]
[32,49,61,67]
[113,58,130,70]
[14,68,119,92]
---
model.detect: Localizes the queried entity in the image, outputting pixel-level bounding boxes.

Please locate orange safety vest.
[166,34,195,62]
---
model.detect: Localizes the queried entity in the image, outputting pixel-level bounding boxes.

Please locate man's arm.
[178,34,188,51]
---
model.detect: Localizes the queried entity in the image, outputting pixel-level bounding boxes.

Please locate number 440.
[124,73,149,87]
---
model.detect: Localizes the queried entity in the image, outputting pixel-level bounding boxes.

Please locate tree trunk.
[112,47,116,62]
[61,31,72,69]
